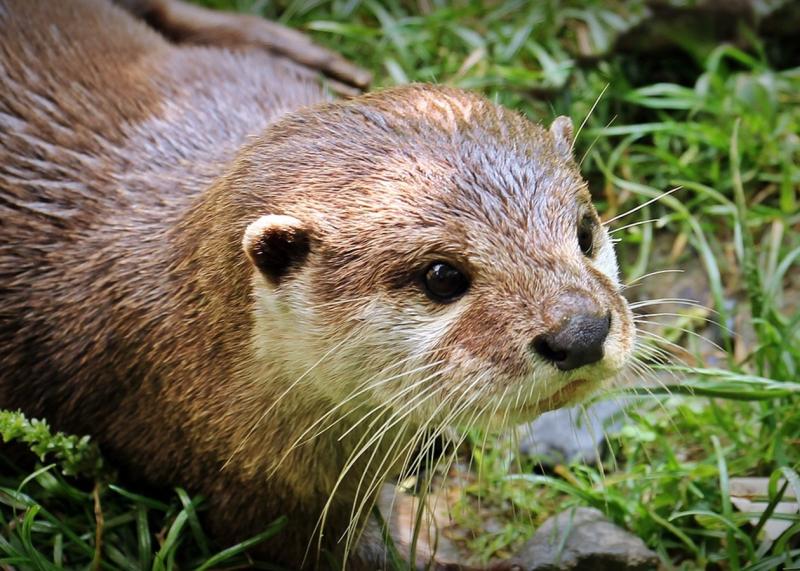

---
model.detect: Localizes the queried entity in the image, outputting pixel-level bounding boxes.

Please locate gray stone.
[518,507,659,571]
[517,400,630,466]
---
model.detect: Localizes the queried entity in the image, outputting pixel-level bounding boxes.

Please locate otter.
[0,0,635,569]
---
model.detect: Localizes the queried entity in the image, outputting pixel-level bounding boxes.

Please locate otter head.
[238,85,634,430]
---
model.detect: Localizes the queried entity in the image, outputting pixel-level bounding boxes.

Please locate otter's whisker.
[300,355,444,444]
[609,218,660,236]
[632,339,683,371]
[635,311,715,323]
[624,360,687,437]
[579,114,616,169]
[343,389,472,559]
[337,365,454,442]
[268,355,444,479]
[634,311,729,337]
[308,382,438,565]
[572,83,609,152]
[603,186,682,227]
[322,376,459,563]
[411,387,498,534]
[623,268,684,287]
[628,352,681,397]
[304,296,376,310]
[393,385,496,562]
[223,328,358,471]
[342,416,417,550]
[401,372,491,483]
[634,320,725,353]
[629,297,707,311]
[633,349,676,371]
[636,329,707,360]
[472,383,511,513]
[317,370,454,531]
[375,376,493,561]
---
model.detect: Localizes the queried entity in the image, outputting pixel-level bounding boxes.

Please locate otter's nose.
[532,313,611,371]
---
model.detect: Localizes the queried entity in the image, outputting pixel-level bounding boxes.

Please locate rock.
[729,477,799,542]
[517,507,658,571]
[517,400,630,466]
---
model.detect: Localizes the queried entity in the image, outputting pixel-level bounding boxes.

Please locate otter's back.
[0,0,324,226]
[0,0,324,414]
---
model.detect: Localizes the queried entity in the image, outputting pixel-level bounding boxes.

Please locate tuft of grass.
[0,410,104,479]
[0,410,289,571]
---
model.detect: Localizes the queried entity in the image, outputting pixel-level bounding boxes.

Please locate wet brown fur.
[0,1,634,568]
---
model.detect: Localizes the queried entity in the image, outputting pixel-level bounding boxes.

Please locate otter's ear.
[549,116,574,161]
[243,215,311,285]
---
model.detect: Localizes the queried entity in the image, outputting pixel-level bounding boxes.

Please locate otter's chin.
[502,376,609,425]
[537,378,596,412]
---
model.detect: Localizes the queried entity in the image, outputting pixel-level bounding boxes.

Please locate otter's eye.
[423,262,469,303]
[577,215,596,257]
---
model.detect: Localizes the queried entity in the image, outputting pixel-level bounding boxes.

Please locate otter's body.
[1,1,635,568]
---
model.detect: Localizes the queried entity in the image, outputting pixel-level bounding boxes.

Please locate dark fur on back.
[0,0,332,564]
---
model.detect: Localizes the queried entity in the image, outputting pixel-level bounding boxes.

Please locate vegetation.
[2,1,798,569]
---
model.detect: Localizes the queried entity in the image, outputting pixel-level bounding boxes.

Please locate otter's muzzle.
[531,290,612,371]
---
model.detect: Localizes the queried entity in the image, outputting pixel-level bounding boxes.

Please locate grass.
[2,1,799,569]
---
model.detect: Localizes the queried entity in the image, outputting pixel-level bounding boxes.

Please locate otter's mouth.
[543,379,587,407]
[525,378,593,416]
